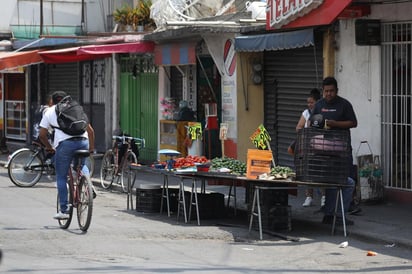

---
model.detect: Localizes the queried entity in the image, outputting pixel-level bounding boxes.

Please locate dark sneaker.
[348,206,362,215]
[322,215,334,224]
[322,215,354,226]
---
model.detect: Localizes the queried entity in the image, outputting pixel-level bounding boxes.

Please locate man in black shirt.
[311,76,358,225]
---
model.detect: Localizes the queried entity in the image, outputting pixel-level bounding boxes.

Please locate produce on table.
[270,166,295,179]
[210,157,247,175]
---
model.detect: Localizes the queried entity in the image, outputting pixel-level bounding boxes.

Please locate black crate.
[136,185,162,213]
[184,192,226,220]
[251,205,292,232]
[162,187,179,213]
[247,182,289,209]
[294,128,350,184]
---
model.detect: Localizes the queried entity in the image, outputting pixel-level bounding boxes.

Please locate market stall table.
[128,165,351,238]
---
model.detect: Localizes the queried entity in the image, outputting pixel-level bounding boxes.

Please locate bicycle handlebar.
[112,135,145,148]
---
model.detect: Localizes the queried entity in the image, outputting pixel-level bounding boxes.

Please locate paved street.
[1,166,412,273]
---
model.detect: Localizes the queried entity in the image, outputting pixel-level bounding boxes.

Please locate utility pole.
[40,0,43,36]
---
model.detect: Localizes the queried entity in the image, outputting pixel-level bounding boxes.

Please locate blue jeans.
[55,138,89,213]
[323,177,355,217]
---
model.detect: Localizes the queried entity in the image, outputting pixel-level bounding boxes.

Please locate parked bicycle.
[100,134,145,192]
[57,150,93,231]
[7,141,95,187]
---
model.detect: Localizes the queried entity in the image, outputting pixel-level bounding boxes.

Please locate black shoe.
[322,215,354,226]
[348,206,362,215]
[322,215,334,224]
[336,216,354,226]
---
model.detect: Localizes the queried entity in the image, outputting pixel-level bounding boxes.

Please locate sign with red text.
[268,0,323,29]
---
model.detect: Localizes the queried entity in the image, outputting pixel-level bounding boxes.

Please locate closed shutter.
[47,63,79,99]
[264,39,323,168]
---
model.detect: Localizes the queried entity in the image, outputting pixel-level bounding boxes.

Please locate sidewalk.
[2,150,411,249]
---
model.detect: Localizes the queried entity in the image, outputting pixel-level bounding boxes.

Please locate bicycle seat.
[74,150,90,158]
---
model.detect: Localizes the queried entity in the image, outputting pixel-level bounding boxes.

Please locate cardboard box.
[246,149,272,179]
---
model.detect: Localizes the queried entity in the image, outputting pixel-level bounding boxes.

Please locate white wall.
[335,1,412,163]
[0,0,17,32]
[335,19,381,161]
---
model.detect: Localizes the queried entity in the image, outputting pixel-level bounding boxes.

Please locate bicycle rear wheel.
[8,148,43,187]
[85,155,95,177]
[100,149,115,189]
[77,175,93,231]
[57,183,74,229]
[120,151,137,192]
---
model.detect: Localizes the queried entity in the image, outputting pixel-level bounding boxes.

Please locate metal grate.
[381,22,412,191]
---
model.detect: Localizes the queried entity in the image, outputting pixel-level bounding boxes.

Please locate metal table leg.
[249,186,263,240]
[188,178,200,226]
[332,188,347,237]
[177,179,187,223]
[127,168,136,210]
[160,174,170,217]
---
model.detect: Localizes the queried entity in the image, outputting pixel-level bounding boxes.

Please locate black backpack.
[54,95,89,135]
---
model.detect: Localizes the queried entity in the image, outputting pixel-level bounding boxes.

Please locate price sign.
[250,124,271,150]
[219,123,228,140]
[188,122,202,140]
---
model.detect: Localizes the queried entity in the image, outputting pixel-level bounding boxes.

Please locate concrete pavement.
[2,148,411,249]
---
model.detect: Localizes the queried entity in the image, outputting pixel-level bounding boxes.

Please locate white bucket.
[245,1,267,19]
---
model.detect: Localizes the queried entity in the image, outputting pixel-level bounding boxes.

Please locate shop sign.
[269,0,323,29]
[219,123,228,140]
[188,122,202,140]
[250,124,271,150]
[223,39,236,77]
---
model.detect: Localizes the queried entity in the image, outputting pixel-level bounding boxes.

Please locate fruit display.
[210,157,247,175]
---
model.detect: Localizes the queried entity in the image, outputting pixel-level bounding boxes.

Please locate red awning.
[39,47,109,64]
[267,0,353,30]
[39,41,155,64]
[78,41,154,55]
[0,50,43,70]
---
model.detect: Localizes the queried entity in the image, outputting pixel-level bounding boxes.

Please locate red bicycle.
[57,150,93,231]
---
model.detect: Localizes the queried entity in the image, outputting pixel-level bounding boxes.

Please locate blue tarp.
[234,28,314,52]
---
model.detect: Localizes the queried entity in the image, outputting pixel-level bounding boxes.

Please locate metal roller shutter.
[47,63,80,99]
[264,40,323,168]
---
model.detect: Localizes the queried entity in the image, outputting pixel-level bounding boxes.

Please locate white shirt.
[39,105,88,148]
[302,109,311,128]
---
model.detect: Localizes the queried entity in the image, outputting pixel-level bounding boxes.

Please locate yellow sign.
[188,122,202,140]
[250,124,271,150]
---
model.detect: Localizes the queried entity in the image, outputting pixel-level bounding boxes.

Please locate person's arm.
[325,119,357,129]
[86,124,95,153]
[39,127,54,153]
[296,115,306,131]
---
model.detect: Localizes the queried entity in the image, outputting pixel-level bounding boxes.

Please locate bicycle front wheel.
[77,175,93,231]
[120,151,137,193]
[100,149,115,189]
[8,148,43,187]
[57,183,74,229]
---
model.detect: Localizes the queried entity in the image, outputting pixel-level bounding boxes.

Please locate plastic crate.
[294,128,351,183]
[136,184,162,213]
[251,205,292,232]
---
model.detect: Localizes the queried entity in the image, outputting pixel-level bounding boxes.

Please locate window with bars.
[381,22,412,191]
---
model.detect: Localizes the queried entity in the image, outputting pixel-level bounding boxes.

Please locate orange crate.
[246,149,273,179]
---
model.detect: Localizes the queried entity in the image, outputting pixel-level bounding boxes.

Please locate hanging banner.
[188,122,202,140]
[250,124,271,150]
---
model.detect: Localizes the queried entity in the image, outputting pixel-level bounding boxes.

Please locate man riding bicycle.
[39,91,95,220]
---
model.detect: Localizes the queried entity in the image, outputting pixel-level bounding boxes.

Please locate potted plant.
[136,0,156,31]
[113,5,139,31]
